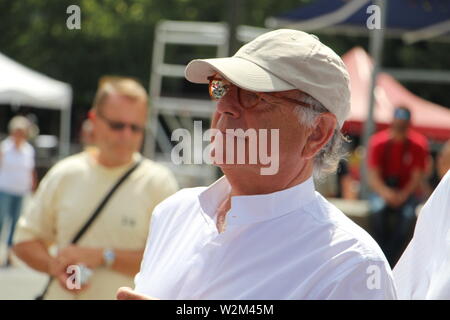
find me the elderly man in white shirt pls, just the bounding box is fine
[118,29,397,300]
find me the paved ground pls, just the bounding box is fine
[0,216,47,300]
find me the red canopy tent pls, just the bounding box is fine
[342,47,450,142]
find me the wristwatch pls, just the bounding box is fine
[103,248,116,268]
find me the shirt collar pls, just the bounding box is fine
[86,150,142,173]
[198,175,317,226]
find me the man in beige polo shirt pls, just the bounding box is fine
[12,76,178,299]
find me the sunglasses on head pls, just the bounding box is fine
[207,75,314,110]
[97,113,145,133]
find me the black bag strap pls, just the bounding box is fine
[36,158,142,300]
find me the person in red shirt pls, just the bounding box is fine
[367,106,429,267]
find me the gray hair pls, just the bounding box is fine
[294,93,350,180]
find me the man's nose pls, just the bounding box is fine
[216,87,241,119]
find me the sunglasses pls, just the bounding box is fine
[97,113,145,133]
[207,76,314,110]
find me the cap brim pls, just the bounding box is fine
[185,57,295,92]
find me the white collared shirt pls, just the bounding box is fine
[135,176,397,299]
[14,151,179,300]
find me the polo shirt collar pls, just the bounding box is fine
[198,175,316,226]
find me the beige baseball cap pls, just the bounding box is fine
[185,29,351,128]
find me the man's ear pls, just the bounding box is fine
[301,113,337,159]
[88,110,96,120]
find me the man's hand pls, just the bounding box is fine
[116,287,158,300]
[55,268,91,294]
[47,256,66,278]
[392,190,409,208]
[57,245,103,269]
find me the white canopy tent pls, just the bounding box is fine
[0,52,72,157]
